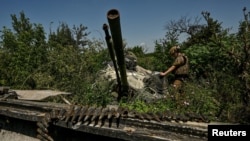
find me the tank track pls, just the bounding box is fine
[0,99,209,141]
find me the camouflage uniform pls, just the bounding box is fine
[171,53,189,89]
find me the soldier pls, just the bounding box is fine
[160,46,189,100]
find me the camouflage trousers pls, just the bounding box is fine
[172,77,191,109]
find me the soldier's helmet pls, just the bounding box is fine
[169,46,180,55]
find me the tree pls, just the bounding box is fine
[72,24,89,50]
[0,11,47,88]
[164,15,202,45]
[237,7,250,107]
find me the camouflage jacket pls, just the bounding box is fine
[172,53,189,76]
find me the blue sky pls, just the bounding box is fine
[1,0,249,52]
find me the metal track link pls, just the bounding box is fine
[0,99,208,141]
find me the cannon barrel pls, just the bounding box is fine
[107,9,129,99]
[102,24,121,94]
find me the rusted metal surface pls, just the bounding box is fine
[0,98,211,141]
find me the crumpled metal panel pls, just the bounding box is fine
[13,90,71,101]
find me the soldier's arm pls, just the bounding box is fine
[160,65,176,76]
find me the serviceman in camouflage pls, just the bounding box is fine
[160,46,189,100]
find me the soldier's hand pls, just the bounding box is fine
[160,72,166,76]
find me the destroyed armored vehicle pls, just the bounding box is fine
[98,54,168,103]
[99,17,168,103]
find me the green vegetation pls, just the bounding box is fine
[0,8,250,124]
